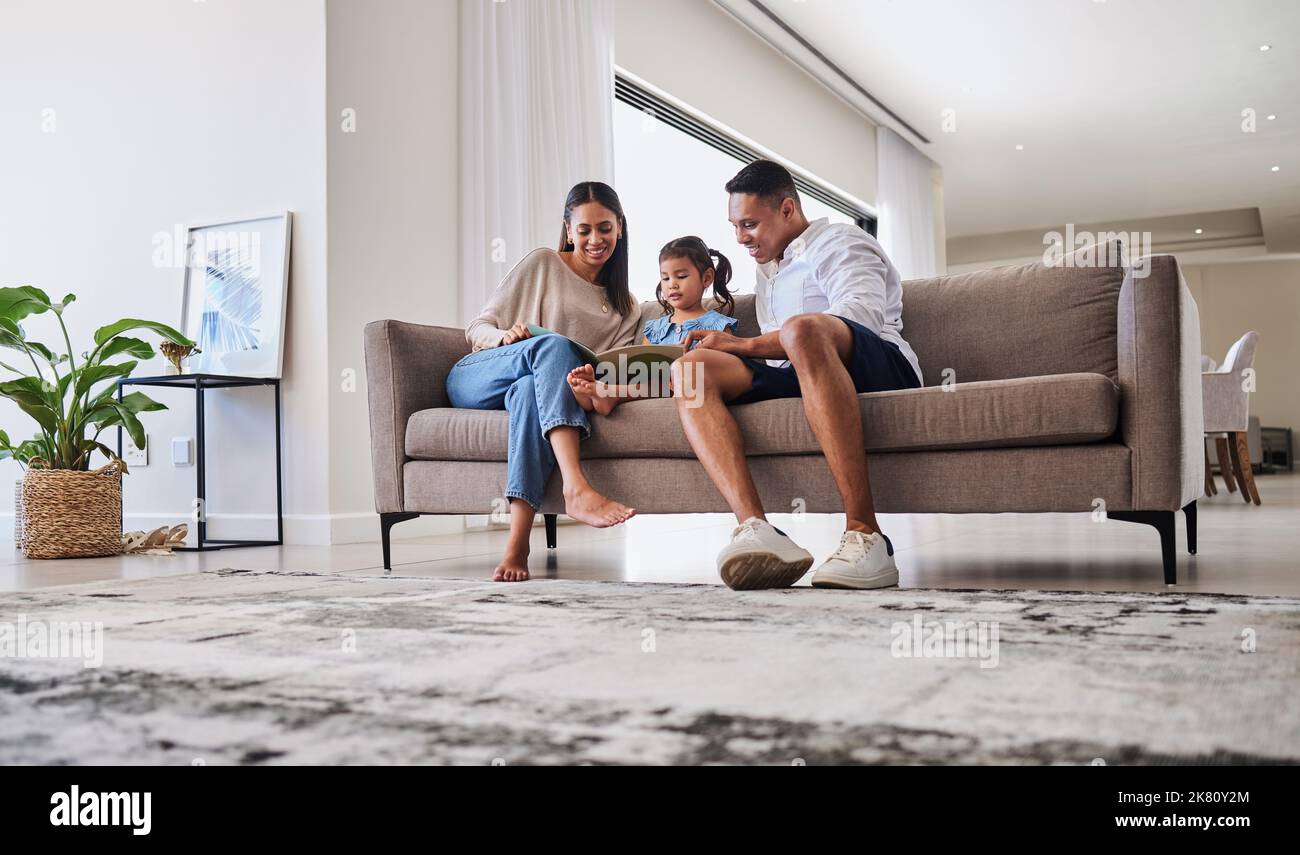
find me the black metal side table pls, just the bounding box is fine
[116,373,283,550]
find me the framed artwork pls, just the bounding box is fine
[180,212,291,378]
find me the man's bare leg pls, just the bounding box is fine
[672,349,764,522]
[548,425,636,527]
[777,313,880,534]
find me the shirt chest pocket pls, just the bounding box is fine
[771,262,813,323]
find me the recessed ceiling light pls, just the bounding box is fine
[1194,228,1204,235]
[1259,44,1272,51]
[1267,114,1277,120]
[1014,144,1024,151]
[1272,165,1281,172]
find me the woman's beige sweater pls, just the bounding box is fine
[465,248,640,353]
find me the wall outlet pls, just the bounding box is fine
[171,436,192,466]
[124,435,148,467]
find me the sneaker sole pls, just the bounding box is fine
[719,551,814,590]
[810,567,899,590]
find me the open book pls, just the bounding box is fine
[526,324,683,370]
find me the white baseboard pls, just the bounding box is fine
[0,511,467,546]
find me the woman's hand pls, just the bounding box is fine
[501,322,533,346]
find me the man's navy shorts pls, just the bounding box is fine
[730,315,921,405]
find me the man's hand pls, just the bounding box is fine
[501,322,533,346]
[679,328,750,356]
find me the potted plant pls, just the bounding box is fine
[0,286,194,558]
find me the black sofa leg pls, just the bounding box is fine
[544,513,558,549]
[1109,510,1177,585]
[380,512,420,571]
[1183,500,1196,555]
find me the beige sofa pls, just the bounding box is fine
[364,245,1204,583]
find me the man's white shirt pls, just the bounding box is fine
[754,217,923,384]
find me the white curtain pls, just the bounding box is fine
[460,0,615,323]
[876,127,938,280]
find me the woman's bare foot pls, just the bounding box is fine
[563,484,636,527]
[493,550,530,582]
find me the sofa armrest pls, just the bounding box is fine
[1117,255,1204,510]
[364,320,470,513]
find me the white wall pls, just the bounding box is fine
[325,0,461,541]
[0,0,329,542]
[614,0,878,207]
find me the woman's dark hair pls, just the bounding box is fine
[558,181,633,317]
[655,236,734,317]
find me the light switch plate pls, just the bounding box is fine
[171,436,192,466]
[124,435,148,466]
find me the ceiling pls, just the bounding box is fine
[762,0,1300,249]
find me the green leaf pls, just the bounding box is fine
[24,341,60,364]
[0,377,60,434]
[119,390,166,413]
[17,438,45,462]
[0,286,53,322]
[12,398,59,434]
[105,401,146,449]
[72,438,117,470]
[94,319,193,348]
[87,403,120,430]
[93,336,154,363]
[73,360,137,402]
[0,317,24,342]
[57,371,74,404]
[0,376,51,406]
[0,429,9,447]
[0,320,63,366]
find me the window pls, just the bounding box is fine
[613,75,873,305]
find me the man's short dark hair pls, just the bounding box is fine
[725,159,801,209]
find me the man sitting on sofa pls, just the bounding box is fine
[672,160,923,591]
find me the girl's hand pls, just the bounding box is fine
[501,322,533,346]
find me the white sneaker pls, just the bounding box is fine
[717,517,814,590]
[810,530,899,590]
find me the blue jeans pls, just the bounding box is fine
[445,335,589,509]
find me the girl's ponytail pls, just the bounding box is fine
[706,247,735,317]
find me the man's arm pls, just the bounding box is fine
[818,235,889,335]
[680,328,786,360]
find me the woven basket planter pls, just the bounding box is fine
[21,459,124,559]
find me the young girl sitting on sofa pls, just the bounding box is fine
[566,235,738,415]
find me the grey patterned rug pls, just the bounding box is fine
[2,569,1298,765]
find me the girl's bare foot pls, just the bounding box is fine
[567,365,598,412]
[493,550,530,582]
[568,365,622,417]
[563,484,636,527]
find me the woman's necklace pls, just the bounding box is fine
[590,281,609,313]
[562,251,609,312]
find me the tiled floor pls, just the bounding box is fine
[4,471,1298,596]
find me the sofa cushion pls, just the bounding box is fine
[405,372,1119,461]
[902,241,1126,386]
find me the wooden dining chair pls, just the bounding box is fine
[1203,331,1260,505]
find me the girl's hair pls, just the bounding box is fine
[655,236,735,317]
[558,181,633,317]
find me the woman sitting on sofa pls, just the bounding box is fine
[446,181,641,582]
